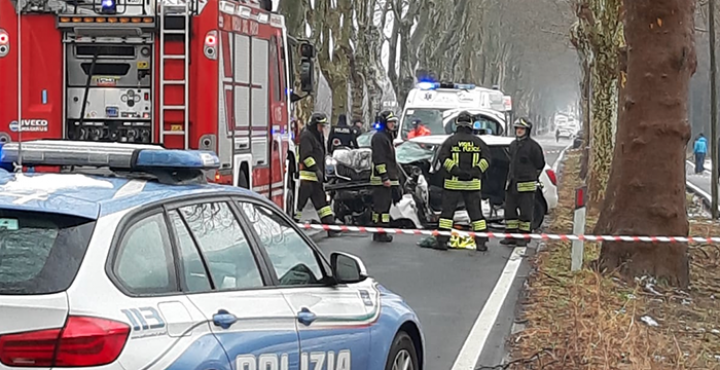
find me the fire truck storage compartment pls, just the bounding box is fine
[65,41,153,143]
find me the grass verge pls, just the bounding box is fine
[506,152,720,369]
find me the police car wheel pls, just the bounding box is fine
[385,331,419,370]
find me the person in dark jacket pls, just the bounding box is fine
[296,112,339,237]
[435,111,492,251]
[327,114,359,153]
[352,118,365,135]
[370,110,401,243]
[502,117,546,247]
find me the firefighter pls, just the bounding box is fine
[502,117,546,247]
[327,114,359,153]
[296,113,340,237]
[435,111,492,251]
[370,110,401,243]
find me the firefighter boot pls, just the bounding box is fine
[500,237,516,246]
[474,237,488,252]
[434,235,449,250]
[373,232,393,243]
[321,216,342,237]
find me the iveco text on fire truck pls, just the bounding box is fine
[0,0,314,213]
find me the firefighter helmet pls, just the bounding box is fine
[310,112,329,126]
[456,111,474,128]
[377,110,399,130]
[379,110,399,124]
[513,117,533,130]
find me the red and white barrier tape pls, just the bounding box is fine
[299,223,720,244]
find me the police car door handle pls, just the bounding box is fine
[212,309,238,329]
[297,307,317,326]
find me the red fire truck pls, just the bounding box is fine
[0,0,314,214]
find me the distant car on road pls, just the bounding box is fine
[0,141,425,370]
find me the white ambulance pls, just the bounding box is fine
[396,82,511,144]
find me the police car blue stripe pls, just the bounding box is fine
[161,297,422,370]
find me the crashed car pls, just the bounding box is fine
[325,133,558,231]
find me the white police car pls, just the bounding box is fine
[0,141,424,370]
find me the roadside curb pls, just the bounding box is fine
[552,143,574,177]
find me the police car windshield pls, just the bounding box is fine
[0,210,95,295]
[401,108,448,139]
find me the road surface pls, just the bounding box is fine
[686,160,718,209]
[312,136,568,369]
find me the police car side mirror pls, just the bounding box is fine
[330,252,368,284]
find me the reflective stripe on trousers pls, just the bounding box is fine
[318,206,333,218]
[443,178,481,191]
[439,218,454,230]
[372,213,390,223]
[299,171,318,181]
[517,181,537,192]
[472,219,487,231]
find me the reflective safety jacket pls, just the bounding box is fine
[299,127,326,182]
[437,131,492,191]
[508,137,545,192]
[407,125,431,139]
[370,130,399,186]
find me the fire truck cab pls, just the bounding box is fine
[0,0,313,214]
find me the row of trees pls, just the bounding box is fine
[278,0,579,127]
[277,0,699,287]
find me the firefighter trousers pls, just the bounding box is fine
[372,186,394,241]
[504,182,536,244]
[437,190,487,248]
[295,180,334,224]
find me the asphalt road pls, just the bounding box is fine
[314,136,568,370]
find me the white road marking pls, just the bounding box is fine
[686,160,714,196]
[451,142,568,369]
[450,246,526,370]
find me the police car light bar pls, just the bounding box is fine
[0,141,220,171]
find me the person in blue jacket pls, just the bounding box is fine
[694,133,708,174]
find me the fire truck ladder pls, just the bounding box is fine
[158,0,191,149]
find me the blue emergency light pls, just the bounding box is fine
[416,82,438,90]
[100,0,117,13]
[0,141,220,171]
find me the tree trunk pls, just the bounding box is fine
[598,0,696,288]
[587,58,616,208]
